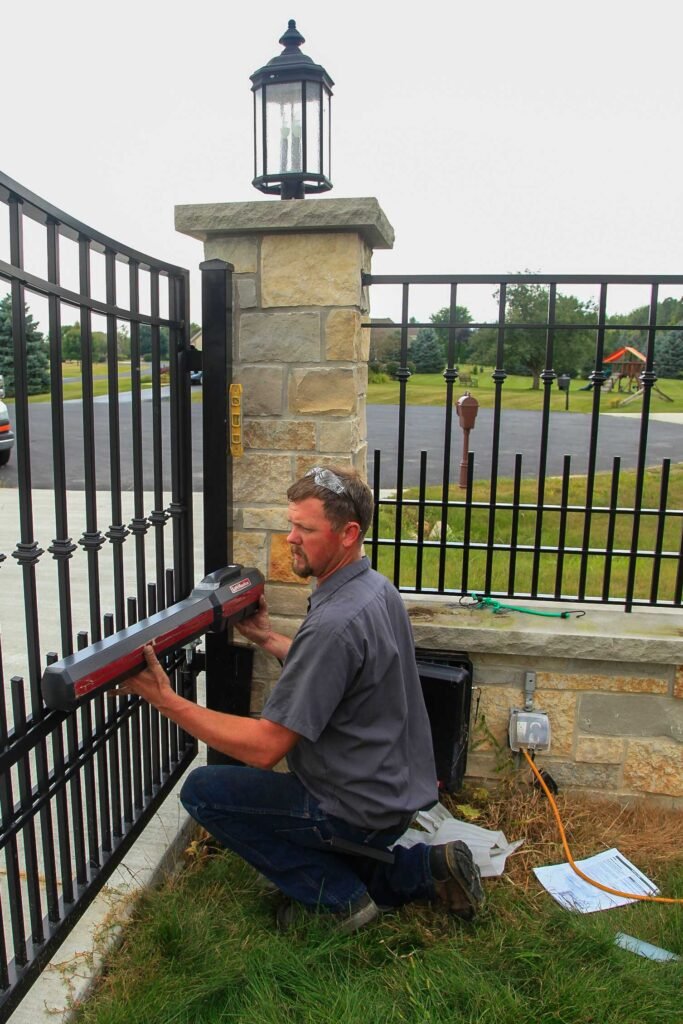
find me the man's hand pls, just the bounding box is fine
[235,593,293,663]
[112,638,299,768]
[235,594,273,647]
[113,644,173,711]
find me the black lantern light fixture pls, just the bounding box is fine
[250,20,333,199]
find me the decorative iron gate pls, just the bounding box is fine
[0,171,199,1019]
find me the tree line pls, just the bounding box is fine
[369,285,683,387]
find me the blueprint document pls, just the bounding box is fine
[533,848,659,912]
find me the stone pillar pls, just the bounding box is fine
[175,198,394,707]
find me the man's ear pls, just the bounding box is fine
[341,520,362,548]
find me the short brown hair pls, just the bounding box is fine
[287,466,373,538]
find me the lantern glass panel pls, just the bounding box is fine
[253,86,263,176]
[322,85,331,179]
[304,81,322,174]
[266,81,304,174]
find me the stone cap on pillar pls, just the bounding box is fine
[175,196,394,250]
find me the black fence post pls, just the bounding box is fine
[199,260,254,763]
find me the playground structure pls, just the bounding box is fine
[580,345,673,406]
[604,345,646,392]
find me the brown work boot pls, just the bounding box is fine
[429,840,484,921]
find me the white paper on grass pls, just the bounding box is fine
[614,932,680,962]
[392,802,523,878]
[533,848,660,913]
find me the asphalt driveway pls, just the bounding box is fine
[0,400,681,491]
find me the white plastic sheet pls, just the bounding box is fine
[392,802,523,878]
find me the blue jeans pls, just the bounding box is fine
[180,765,436,912]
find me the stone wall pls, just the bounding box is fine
[176,196,683,806]
[406,597,683,807]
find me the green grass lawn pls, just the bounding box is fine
[368,370,683,414]
[26,361,161,403]
[19,363,683,414]
[71,783,683,1024]
[371,465,683,603]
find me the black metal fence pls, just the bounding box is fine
[363,273,683,611]
[0,171,198,1018]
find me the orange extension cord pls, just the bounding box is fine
[522,747,683,905]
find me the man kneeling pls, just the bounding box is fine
[120,467,483,933]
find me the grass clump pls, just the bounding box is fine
[72,782,683,1024]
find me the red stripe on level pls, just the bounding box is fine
[74,609,215,698]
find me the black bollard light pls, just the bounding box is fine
[557,373,571,411]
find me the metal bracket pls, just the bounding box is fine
[229,383,243,457]
[188,345,202,372]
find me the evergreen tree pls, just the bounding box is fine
[411,327,445,373]
[0,294,50,396]
[655,328,683,378]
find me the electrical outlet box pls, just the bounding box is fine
[509,709,551,752]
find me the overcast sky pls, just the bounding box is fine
[2,0,682,324]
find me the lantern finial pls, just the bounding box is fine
[279,20,306,53]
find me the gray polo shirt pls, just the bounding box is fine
[262,557,437,830]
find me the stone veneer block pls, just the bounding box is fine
[203,237,258,273]
[233,454,291,504]
[542,761,621,791]
[236,276,257,308]
[319,420,360,454]
[535,690,577,756]
[623,738,683,796]
[234,366,284,416]
[325,309,363,361]
[537,671,668,694]
[675,666,683,699]
[269,533,309,584]
[359,326,371,362]
[575,736,625,764]
[261,234,362,309]
[231,531,267,575]
[295,454,354,479]
[578,693,683,741]
[244,420,316,452]
[239,311,321,363]
[264,582,311,617]
[470,685,522,750]
[352,444,368,475]
[241,507,290,531]
[289,367,357,415]
[175,197,395,250]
